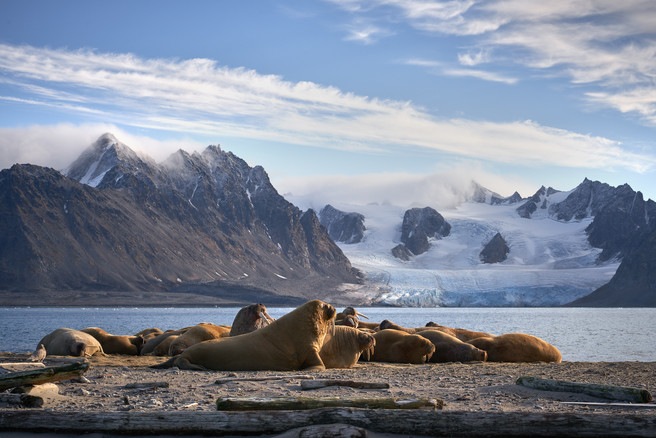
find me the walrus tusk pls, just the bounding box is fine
[355,310,369,320]
[259,311,271,326]
[331,318,335,336]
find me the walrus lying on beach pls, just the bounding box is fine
[81,327,145,355]
[335,307,380,330]
[424,321,494,342]
[468,333,562,363]
[417,330,487,363]
[380,320,492,342]
[135,328,163,342]
[37,328,105,357]
[141,328,191,356]
[363,329,435,364]
[151,300,337,371]
[320,325,375,368]
[229,303,275,336]
[168,323,231,356]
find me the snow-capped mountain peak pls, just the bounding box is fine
[65,133,155,188]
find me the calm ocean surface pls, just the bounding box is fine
[1,307,654,362]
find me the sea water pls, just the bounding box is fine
[1,307,654,362]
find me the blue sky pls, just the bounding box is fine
[1,0,655,204]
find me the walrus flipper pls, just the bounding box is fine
[150,356,208,371]
[300,351,326,372]
[150,356,179,369]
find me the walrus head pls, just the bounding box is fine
[230,303,276,336]
[342,306,369,320]
[132,335,146,355]
[73,342,88,357]
[338,315,359,328]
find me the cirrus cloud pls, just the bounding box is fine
[0,43,653,174]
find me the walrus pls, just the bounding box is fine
[151,299,337,371]
[81,327,145,355]
[168,323,231,355]
[336,306,369,321]
[320,325,375,368]
[135,328,164,342]
[141,327,191,355]
[467,333,562,363]
[37,328,105,357]
[29,343,46,362]
[229,303,275,336]
[424,321,493,341]
[417,330,487,363]
[363,329,435,364]
[335,315,359,328]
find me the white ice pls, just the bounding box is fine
[291,197,619,307]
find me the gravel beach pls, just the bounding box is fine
[1,353,655,437]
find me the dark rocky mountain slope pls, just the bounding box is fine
[396,206,451,257]
[0,134,361,305]
[318,204,366,244]
[479,232,510,264]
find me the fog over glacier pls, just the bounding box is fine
[287,185,620,307]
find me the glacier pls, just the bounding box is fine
[290,197,619,307]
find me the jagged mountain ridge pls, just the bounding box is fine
[0,134,360,303]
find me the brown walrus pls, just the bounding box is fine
[381,319,492,342]
[229,303,275,336]
[168,323,231,356]
[151,299,337,371]
[81,327,145,355]
[417,330,487,363]
[135,328,164,342]
[467,333,562,363]
[37,328,105,357]
[335,306,369,321]
[424,321,493,341]
[141,327,191,355]
[335,315,359,328]
[320,325,375,368]
[363,329,435,364]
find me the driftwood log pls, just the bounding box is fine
[0,393,44,408]
[562,401,656,409]
[516,376,653,403]
[215,374,315,385]
[0,362,46,372]
[0,361,89,391]
[216,396,440,411]
[301,379,390,390]
[1,410,655,437]
[124,381,169,389]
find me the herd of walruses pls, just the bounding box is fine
[33,300,562,371]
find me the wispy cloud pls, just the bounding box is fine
[330,0,656,126]
[442,68,517,84]
[403,57,516,84]
[0,43,653,174]
[278,163,533,209]
[343,21,391,44]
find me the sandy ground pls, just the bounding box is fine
[1,353,654,416]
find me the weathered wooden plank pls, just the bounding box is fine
[0,362,46,372]
[0,361,89,391]
[215,374,315,384]
[124,381,169,389]
[562,401,656,409]
[301,379,389,390]
[216,396,440,411]
[516,376,653,403]
[1,410,655,437]
[0,393,44,408]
